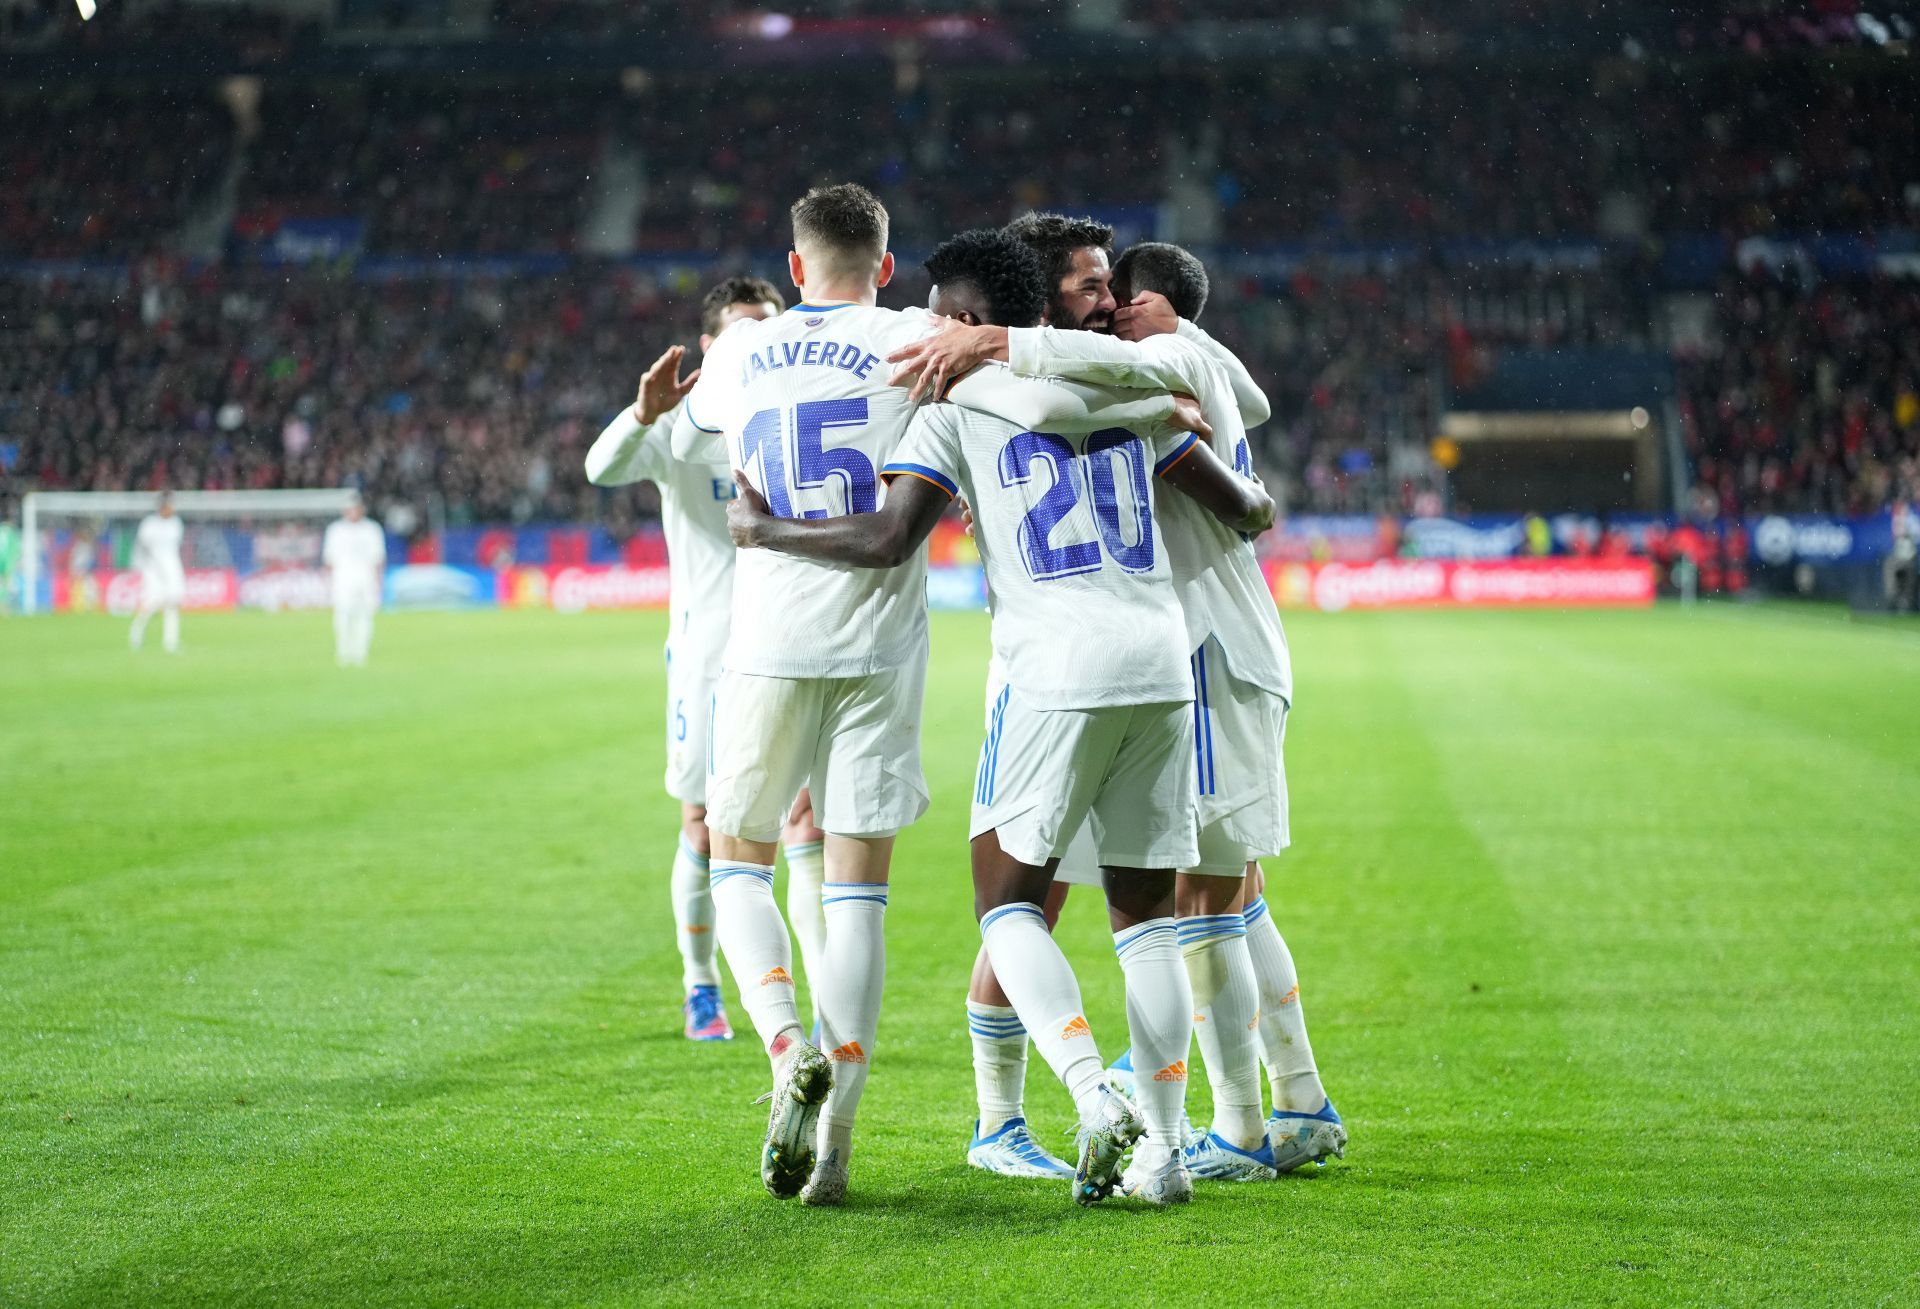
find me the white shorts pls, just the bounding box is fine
[141,568,184,608]
[972,685,1198,871]
[1051,635,1290,885]
[664,641,718,807]
[706,659,929,843]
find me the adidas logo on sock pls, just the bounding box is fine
[829,1041,867,1064]
[759,966,794,987]
[1153,1061,1188,1082]
[1060,1015,1091,1041]
[1277,984,1301,1005]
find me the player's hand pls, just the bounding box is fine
[886,319,1008,403]
[727,472,773,546]
[1113,291,1179,342]
[958,498,975,537]
[1169,393,1213,441]
[635,345,700,425]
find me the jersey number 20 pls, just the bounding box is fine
[739,399,877,519]
[998,429,1155,581]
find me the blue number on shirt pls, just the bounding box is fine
[1085,430,1155,573]
[793,398,876,518]
[739,407,794,517]
[998,431,1101,580]
[997,429,1156,581]
[738,399,876,519]
[1233,436,1252,478]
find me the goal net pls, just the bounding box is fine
[18,490,363,616]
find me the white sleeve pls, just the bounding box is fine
[880,406,964,499]
[371,526,387,567]
[584,406,667,487]
[666,404,726,464]
[680,327,747,448]
[1176,319,1270,429]
[1005,326,1211,397]
[947,361,1177,436]
[321,523,340,568]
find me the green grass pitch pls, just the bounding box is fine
[2,605,1915,1306]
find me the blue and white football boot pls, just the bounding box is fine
[1184,1127,1280,1181]
[1118,1148,1194,1206]
[966,1117,1075,1180]
[683,985,733,1042]
[1104,1048,1137,1101]
[1268,1100,1347,1172]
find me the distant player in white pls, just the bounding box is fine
[584,276,833,1045]
[893,219,1344,1179]
[682,187,1198,1206]
[729,226,1274,1205]
[128,492,184,654]
[322,495,386,667]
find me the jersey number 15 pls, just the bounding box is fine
[739,399,877,519]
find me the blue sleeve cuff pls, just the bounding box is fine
[880,462,959,498]
[1154,432,1199,476]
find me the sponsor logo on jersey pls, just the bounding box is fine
[1060,1015,1091,1041]
[1153,1061,1188,1082]
[828,1041,867,1064]
[759,966,794,987]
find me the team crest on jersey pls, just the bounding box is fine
[805,316,825,327]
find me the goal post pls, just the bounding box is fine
[19,489,362,616]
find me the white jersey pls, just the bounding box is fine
[885,404,1195,711]
[684,301,1184,679]
[1007,325,1293,704]
[586,402,737,665]
[134,514,184,578]
[322,517,387,603]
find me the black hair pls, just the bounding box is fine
[1001,211,1115,292]
[1113,242,1210,322]
[924,228,1049,329]
[700,275,785,336]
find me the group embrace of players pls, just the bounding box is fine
[584,184,1343,1207]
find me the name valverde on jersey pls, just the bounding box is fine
[685,302,935,680]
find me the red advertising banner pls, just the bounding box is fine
[1270,558,1656,612]
[53,569,241,615]
[501,565,672,612]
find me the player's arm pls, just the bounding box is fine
[1175,318,1271,428]
[727,471,948,569]
[587,346,698,485]
[947,363,1192,437]
[1112,292,1272,428]
[1157,433,1275,537]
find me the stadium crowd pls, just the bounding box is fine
[1,32,1916,526]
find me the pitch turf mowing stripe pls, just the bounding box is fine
[5,608,1917,1305]
[1384,609,1919,1298]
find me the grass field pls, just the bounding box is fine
[2,604,1915,1306]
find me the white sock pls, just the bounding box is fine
[670,839,717,991]
[1245,895,1327,1113]
[783,840,827,1030]
[130,608,150,649]
[967,1001,1027,1137]
[1179,913,1264,1149]
[708,861,802,1061]
[816,881,887,1165]
[980,903,1107,1120]
[1114,918,1192,1160]
[162,607,179,653]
